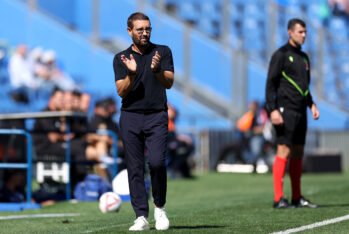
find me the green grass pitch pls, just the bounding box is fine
[1,171,349,233]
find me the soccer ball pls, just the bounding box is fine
[99,192,122,213]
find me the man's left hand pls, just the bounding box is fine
[311,104,320,120]
[151,51,161,72]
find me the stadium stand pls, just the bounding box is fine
[0,0,349,181]
[0,0,348,131]
[1,0,349,128]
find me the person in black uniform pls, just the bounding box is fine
[33,88,88,195]
[85,98,125,180]
[113,12,174,231]
[266,18,320,209]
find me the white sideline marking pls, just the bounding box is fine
[271,214,349,234]
[0,213,80,220]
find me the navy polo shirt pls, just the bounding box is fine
[113,42,174,113]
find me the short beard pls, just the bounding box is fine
[133,36,149,49]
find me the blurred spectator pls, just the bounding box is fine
[66,90,89,143]
[105,97,124,160]
[32,88,88,189]
[166,103,195,179]
[328,0,349,32]
[28,46,45,80]
[46,87,64,112]
[85,97,124,180]
[8,44,39,90]
[236,101,269,164]
[71,90,82,111]
[0,170,26,202]
[328,0,349,17]
[28,46,56,92]
[8,45,79,104]
[80,92,91,113]
[8,44,40,103]
[62,90,74,111]
[39,50,77,91]
[318,2,332,27]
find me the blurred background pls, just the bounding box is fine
[0,0,349,178]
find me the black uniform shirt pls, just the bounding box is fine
[32,107,62,151]
[113,42,174,113]
[88,115,120,136]
[266,42,314,113]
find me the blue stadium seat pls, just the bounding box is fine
[284,5,303,19]
[244,3,265,21]
[200,0,221,22]
[177,1,200,24]
[229,1,243,23]
[197,18,220,38]
[328,17,348,41]
[307,3,326,27]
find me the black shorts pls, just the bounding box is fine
[273,108,307,146]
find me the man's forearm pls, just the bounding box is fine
[155,71,174,89]
[116,75,134,98]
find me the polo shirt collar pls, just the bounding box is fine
[127,42,155,55]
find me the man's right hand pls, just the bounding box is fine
[121,54,137,75]
[270,109,284,125]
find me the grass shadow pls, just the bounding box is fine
[170,225,226,230]
[318,203,349,208]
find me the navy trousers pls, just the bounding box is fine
[120,110,168,218]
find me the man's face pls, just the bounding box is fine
[51,91,64,111]
[288,23,306,47]
[72,95,81,111]
[128,19,151,48]
[62,92,74,111]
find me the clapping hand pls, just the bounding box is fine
[121,54,137,75]
[151,51,161,72]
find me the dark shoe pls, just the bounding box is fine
[292,196,318,208]
[273,197,293,208]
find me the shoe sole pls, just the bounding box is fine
[156,226,170,231]
[129,226,150,231]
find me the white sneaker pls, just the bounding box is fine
[154,207,170,230]
[129,216,150,231]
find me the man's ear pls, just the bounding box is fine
[127,27,132,37]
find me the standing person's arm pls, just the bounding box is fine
[154,70,174,89]
[114,54,137,98]
[266,51,284,125]
[151,48,174,89]
[305,56,320,120]
[116,74,135,98]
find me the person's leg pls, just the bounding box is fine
[120,111,149,218]
[272,109,299,207]
[289,112,317,207]
[144,111,168,208]
[273,144,290,203]
[290,144,317,208]
[144,111,170,230]
[289,145,304,201]
[249,135,264,164]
